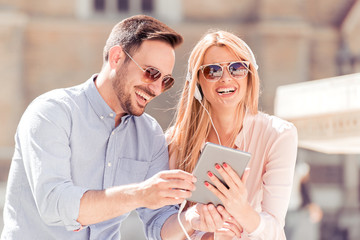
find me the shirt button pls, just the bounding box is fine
[111,131,115,135]
[108,162,112,167]
[100,116,104,120]
[109,113,114,117]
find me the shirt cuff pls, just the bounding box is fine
[140,204,179,239]
[61,186,89,231]
[247,212,266,237]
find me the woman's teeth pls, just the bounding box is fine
[217,88,235,95]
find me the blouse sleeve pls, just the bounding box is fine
[247,123,298,239]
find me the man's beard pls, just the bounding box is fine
[112,67,146,116]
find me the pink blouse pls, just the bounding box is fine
[232,112,297,239]
[170,112,298,239]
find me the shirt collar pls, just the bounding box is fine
[84,74,117,120]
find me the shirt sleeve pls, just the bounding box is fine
[136,123,178,239]
[247,123,298,239]
[18,97,89,231]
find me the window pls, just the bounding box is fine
[142,0,153,12]
[93,0,153,14]
[117,0,129,11]
[76,0,182,23]
[94,0,105,11]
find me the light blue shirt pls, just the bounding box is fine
[1,75,178,240]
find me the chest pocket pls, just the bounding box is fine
[115,158,151,185]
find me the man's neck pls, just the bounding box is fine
[95,70,127,127]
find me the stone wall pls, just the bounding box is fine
[0,12,27,156]
[1,0,360,160]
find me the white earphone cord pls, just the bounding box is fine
[199,100,222,146]
[178,200,191,240]
[198,100,248,150]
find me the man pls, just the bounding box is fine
[1,15,204,240]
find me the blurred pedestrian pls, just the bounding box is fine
[285,162,323,240]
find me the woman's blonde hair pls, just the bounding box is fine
[167,30,260,173]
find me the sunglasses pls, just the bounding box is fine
[123,50,175,92]
[199,61,250,82]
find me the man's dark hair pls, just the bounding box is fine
[103,15,183,62]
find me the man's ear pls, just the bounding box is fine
[108,45,124,69]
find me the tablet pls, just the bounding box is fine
[187,142,251,206]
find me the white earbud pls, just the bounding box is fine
[186,68,202,102]
[194,86,202,102]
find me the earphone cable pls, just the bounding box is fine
[199,100,248,151]
[199,100,222,146]
[177,200,191,240]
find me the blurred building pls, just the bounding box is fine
[1,0,360,239]
[275,73,360,240]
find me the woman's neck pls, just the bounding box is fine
[207,106,244,147]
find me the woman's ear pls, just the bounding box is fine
[108,45,124,69]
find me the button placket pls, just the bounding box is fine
[103,128,116,188]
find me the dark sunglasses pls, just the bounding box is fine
[123,50,175,92]
[199,61,250,82]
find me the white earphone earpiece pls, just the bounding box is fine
[194,85,202,102]
[186,66,202,102]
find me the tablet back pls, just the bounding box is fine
[187,142,251,206]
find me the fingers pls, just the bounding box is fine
[222,163,242,184]
[200,204,216,230]
[167,178,196,192]
[215,227,236,240]
[190,204,225,232]
[210,163,250,191]
[145,188,193,208]
[158,169,197,183]
[221,221,242,237]
[140,170,198,209]
[197,204,225,232]
[151,170,196,193]
[157,170,197,191]
[206,171,228,193]
[199,204,207,230]
[215,163,238,189]
[217,205,243,237]
[172,197,187,205]
[204,180,225,203]
[206,204,224,230]
[145,194,189,209]
[216,205,231,221]
[160,187,193,199]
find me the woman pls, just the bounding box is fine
[167,30,298,239]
